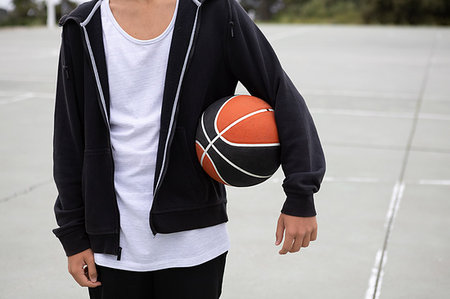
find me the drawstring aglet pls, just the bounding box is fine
[229,21,234,38]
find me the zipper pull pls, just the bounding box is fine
[229,21,234,38]
[63,65,70,80]
[116,246,122,260]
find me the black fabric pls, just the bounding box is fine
[88,252,227,299]
[52,0,326,258]
[225,0,326,216]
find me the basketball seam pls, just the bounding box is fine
[214,99,278,146]
[200,113,211,166]
[206,108,275,156]
[208,141,273,179]
[218,140,280,147]
[213,95,239,138]
[195,141,230,185]
[201,113,273,179]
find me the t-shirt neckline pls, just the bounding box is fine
[104,0,179,45]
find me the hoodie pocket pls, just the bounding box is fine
[155,127,210,211]
[82,148,118,234]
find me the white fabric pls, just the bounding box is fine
[94,0,229,272]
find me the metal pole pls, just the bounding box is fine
[46,0,56,28]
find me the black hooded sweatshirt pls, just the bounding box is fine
[52,0,326,260]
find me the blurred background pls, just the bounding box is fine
[0,0,449,299]
[0,0,450,26]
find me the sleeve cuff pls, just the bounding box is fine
[52,226,91,257]
[281,193,317,217]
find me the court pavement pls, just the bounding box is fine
[0,24,449,298]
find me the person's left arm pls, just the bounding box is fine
[224,0,326,254]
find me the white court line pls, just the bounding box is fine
[384,182,405,230]
[0,91,53,105]
[302,89,416,100]
[365,249,387,299]
[310,108,414,119]
[0,92,34,104]
[0,77,54,83]
[323,176,382,183]
[365,181,405,299]
[270,176,450,186]
[270,176,383,184]
[310,108,450,121]
[418,113,450,121]
[0,91,53,98]
[418,179,450,186]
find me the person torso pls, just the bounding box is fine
[94,0,229,272]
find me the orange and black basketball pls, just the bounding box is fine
[195,95,281,187]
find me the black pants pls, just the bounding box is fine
[88,251,227,299]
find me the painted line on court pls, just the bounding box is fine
[365,181,405,299]
[303,88,416,100]
[0,91,53,98]
[323,176,382,183]
[384,182,405,230]
[303,88,449,102]
[0,179,53,204]
[310,108,450,121]
[0,91,53,105]
[271,176,450,186]
[365,249,387,299]
[310,108,413,119]
[365,30,439,299]
[417,113,450,121]
[0,77,54,83]
[323,141,450,155]
[0,92,34,104]
[418,179,450,186]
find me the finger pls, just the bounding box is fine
[310,226,318,241]
[302,232,311,248]
[279,233,294,255]
[72,266,102,288]
[290,235,304,253]
[86,258,98,283]
[275,217,284,246]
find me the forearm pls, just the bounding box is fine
[226,0,326,216]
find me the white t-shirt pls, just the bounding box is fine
[94,0,229,272]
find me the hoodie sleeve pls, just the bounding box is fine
[225,0,326,217]
[52,24,90,256]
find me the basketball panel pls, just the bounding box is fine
[213,138,281,176]
[207,145,268,187]
[220,111,279,144]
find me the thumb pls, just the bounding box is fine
[86,257,98,283]
[275,215,284,246]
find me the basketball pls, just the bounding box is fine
[195,95,281,187]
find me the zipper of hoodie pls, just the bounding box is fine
[149,2,203,236]
[226,0,234,38]
[77,0,122,260]
[109,136,121,260]
[82,29,122,259]
[109,134,121,260]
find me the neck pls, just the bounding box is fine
[111,0,159,3]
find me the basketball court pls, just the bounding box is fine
[0,24,449,298]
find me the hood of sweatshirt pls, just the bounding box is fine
[58,0,205,26]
